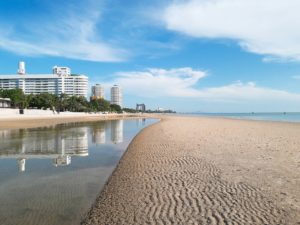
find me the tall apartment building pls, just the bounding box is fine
[136,103,146,112]
[110,85,122,106]
[91,84,104,99]
[0,62,88,97]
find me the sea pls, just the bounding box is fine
[183,112,300,123]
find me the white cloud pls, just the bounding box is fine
[197,81,300,103]
[104,67,207,97]
[0,1,125,62]
[163,0,300,61]
[101,67,300,108]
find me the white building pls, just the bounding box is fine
[18,61,25,75]
[0,62,88,97]
[110,85,122,106]
[0,98,11,108]
[91,84,104,99]
[52,66,71,76]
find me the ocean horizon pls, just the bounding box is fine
[181,112,300,123]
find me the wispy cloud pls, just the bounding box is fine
[103,67,207,98]
[0,1,125,62]
[163,0,300,61]
[100,67,300,108]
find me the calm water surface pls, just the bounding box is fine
[184,112,300,122]
[0,118,158,225]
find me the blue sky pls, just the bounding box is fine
[1,0,300,112]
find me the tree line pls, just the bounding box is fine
[0,89,122,113]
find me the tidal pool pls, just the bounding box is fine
[0,118,157,225]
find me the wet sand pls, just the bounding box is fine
[82,116,300,225]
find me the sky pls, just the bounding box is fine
[1,0,300,112]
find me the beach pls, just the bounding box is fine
[0,113,146,130]
[82,116,300,225]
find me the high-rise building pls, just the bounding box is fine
[136,103,146,112]
[110,85,122,106]
[0,62,88,97]
[91,84,104,99]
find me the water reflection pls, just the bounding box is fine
[0,118,158,225]
[0,120,125,172]
[136,118,146,127]
[92,121,106,145]
[111,120,123,144]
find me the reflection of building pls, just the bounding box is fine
[0,126,89,172]
[0,62,88,97]
[111,120,123,144]
[136,118,146,127]
[110,85,122,106]
[136,103,146,112]
[91,84,104,100]
[92,122,106,145]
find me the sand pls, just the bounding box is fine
[0,113,146,130]
[82,116,300,225]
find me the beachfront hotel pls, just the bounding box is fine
[110,84,122,106]
[0,61,88,97]
[91,84,105,99]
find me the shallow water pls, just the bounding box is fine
[0,118,157,225]
[184,112,300,122]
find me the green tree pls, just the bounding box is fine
[65,96,89,112]
[55,93,69,112]
[110,104,122,113]
[28,92,56,110]
[89,98,110,112]
[123,108,137,113]
[0,88,26,108]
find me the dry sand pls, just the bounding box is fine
[0,113,146,130]
[82,116,300,225]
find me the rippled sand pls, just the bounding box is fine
[82,116,300,225]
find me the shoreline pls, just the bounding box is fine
[176,113,300,124]
[82,115,300,224]
[0,113,157,130]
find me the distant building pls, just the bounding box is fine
[0,62,88,97]
[110,85,122,106]
[136,103,146,112]
[0,98,11,108]
[91,84,104,100]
